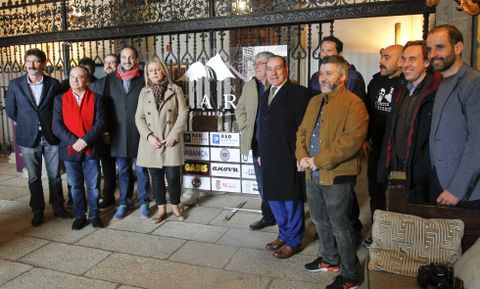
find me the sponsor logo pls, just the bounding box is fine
[212,166,239,173]
[184,132,209,145]
[192,177,201,188]
[212,134,220,144]
[184,134,191,143]
[184,147,210,161]
[215,179,222,190]
[183,162,209,175]
[220,149,230,161]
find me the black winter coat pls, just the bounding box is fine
[259,81,310,200]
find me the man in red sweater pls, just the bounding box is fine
[53,66,106,230]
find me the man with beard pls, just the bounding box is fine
[378,41,441,203]
[309,35,364,240]
[105,47,150,219]
[427,25,480,208]
[362,44,403,248]
[260,55,310,259]
[235,51,277,230]
[309,36,366,103]
[6,48,72,226]
[297,55,368,289]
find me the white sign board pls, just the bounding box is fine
[184,146,210,161]
[211,177,241,193]
[210,132,240,147]
[210,147,240,163]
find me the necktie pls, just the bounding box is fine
[268,86,277,105]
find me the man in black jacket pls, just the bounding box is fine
[378,40,441,202]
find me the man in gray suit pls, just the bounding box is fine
[105,47,150,219]
[427,25,480,208]
[235,51,276,230]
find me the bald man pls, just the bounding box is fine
[363,44,403,247]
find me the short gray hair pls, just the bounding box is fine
[255,51,274,61]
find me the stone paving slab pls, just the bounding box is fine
[153,221,228,243]
[0,214,32,243]
[0,268,117,289]
[0,185,28,201]
[0,236,49,260]
[225,247,335,284]
[107,213,161,234]
[210,210,262,228]
[169,241,238,269]
[196,194,256,209]
[0,200,31,217]
[86,253,270,289]
[20,242,111,275]
[118,286,144,289]
[217,228,277,250]
[77,228,185,260]
[269,278,331,289]
[0,175,17,183]
[179,206,222,225]
[0,177,28,188]
[21,218,98,243]
[0,259,32,286]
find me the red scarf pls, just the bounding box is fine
[116,64,140,81]
[62,88,95,155]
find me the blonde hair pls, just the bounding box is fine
[144,56,172,87]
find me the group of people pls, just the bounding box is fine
[6,46,188,230]
[235,24,480,289]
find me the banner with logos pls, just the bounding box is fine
[182,131,258,194]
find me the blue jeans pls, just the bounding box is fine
[306,179,360,281]
[268,199,304,248]
[19,137,64,212]
[116,157,149,206]
[64,159,100,220]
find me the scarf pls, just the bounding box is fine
[116,64,140,81]
[62,88,95,155]
[149,79,169,109]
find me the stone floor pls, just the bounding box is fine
[0,155,371,289]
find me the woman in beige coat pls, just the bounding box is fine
[135,57,187,223]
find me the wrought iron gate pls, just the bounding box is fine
[0,0,434,153]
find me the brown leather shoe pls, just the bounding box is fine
[273,245,298,259]
[266,239,285,251]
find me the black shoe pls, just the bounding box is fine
[54,208,73,219]
[31,212,44,227]
[249,218,276,230]
[90,217,104,228]
[72,217,88,230]
[99,198,115,209]
[326,275,359,289]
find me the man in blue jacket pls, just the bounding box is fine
[427,25,480,208]
[6,48,72,226]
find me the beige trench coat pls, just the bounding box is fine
[135,83,187,168]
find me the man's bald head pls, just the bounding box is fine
[379,44,403,78]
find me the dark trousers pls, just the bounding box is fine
[306,179,360,281]
[99,142,117,201]
[367,148,387,221]
[253,154,275,222]
[148,166,181,205]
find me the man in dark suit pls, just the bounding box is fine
[427,25,480,208]
[6,48,72,226]
[105,47,150,220]
[260,55,310,259]
[52,66,106,230]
